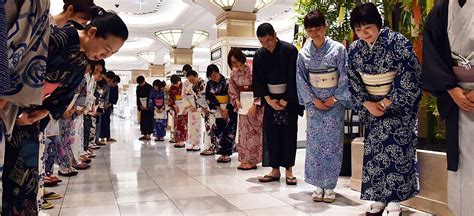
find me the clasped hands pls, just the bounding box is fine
[313,96,337,111]
[449,87,474,112]
[363,98,393,117]
[265,96,287,111]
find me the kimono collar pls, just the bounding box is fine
[264,38,282,54]
[366,27,389,50]
[310,36,330,52]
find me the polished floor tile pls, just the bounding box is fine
[172,195,239,214]
[39,118,433,216]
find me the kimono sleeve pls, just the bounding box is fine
[148,90,155,111]
[136,86,141,111]
[252,52,269,98]
[228,71,239,108]
[385,35,422,115]
[333,46,351,108]
[284,46,299,103]
[205,81,219,110]
[347,45,370,122]
[296,53,315,106]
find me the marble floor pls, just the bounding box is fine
[39,118,432,216]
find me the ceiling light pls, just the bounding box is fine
[254,0,273,12]
[192,30,209,48]
[137,52,157,64]
[154,29,183,48]
[211,0,235,11]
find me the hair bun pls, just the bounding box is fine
[90,6,106,20]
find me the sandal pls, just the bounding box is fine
[286,176,297,185]
[217,155,231,163]
[44,191,63,200]
[366,203,386,216]
[73,163,91,170]
[258,175,281,183]
[200,149,215,156]
[174,143,185,148]
[44,179,58,187]
[237,164,257,170]
[41,200,55,210]
[192,146,201,151]
[47,175,62,183]
[58,170,78,177]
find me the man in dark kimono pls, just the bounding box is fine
[422,0,473,215]
[253,23,303,185]
[99,71,117,143]
[136,76,153,140]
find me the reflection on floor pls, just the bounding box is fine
[39,118,432,216]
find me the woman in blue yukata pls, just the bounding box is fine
[296,10,351,203]
[149,79,168,142]
[347,3,422,216]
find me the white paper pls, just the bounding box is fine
[66,93,80,111]
[139,97,148,109]
[175,100,184,115]
[238,92,254,115]
[195,97,208,110]
[154,110,167,119]
[183,95,195,108]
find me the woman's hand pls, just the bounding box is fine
[220,109,229,119]
[313,99,330,111]
[449,87,474,111]
[323,96,337,108]
[364,101,385,117]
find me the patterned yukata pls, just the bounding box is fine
[168,83,188,143]
[347,27,422,203]
[228,65,263,166]
[83,74,98,150]
[296,37,351,189]
[1,1,50,214]
[148,88,167,138]
[206,75,237,156]
[182,79,204,148]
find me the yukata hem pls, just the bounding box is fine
[304,178,337,190]
[360,190,419,203]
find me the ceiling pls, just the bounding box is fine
[50,0,297,72]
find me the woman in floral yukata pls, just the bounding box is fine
[227,48,264,170]
[347,3,422,216]
[296,10,351,203]
[168,74,188,148]
[205,64,237,163]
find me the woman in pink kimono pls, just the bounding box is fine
[228,48,264,170]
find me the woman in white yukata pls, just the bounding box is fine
[296,10,351,203]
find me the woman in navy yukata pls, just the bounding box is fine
[2,6,129,215]
[347,3,422,216]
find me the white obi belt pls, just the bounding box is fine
[360,71,396,96]
[309,67,338,89]
[267,84,286,94]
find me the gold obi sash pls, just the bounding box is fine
[360,71,396,96]
[175,95,182,100]
[215,95,229,104]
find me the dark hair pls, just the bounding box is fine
[256,23,275,37]
[113,75,120,83]
[63,0,95,19]
[206,64,220,78]
[304,10,326,29]
[182,64,192,74]
[86,7,129,41]
[350,3,383,30]
[97,79,106,88]
[105,71,115,80]
[96,60,106,74]
[136,75,145,84]
[185,70,198,78]
[170,74,181,84]
[227,48,246,69]
[158,80,166,89]
[153,79,161,87]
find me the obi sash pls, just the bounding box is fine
[360,71,396,96]
[309,68,338,89]
[453,66,474,83]
[215,95,229,104]
[238,85,253,92]
[267,84,286,94]
[175,95,182,100]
